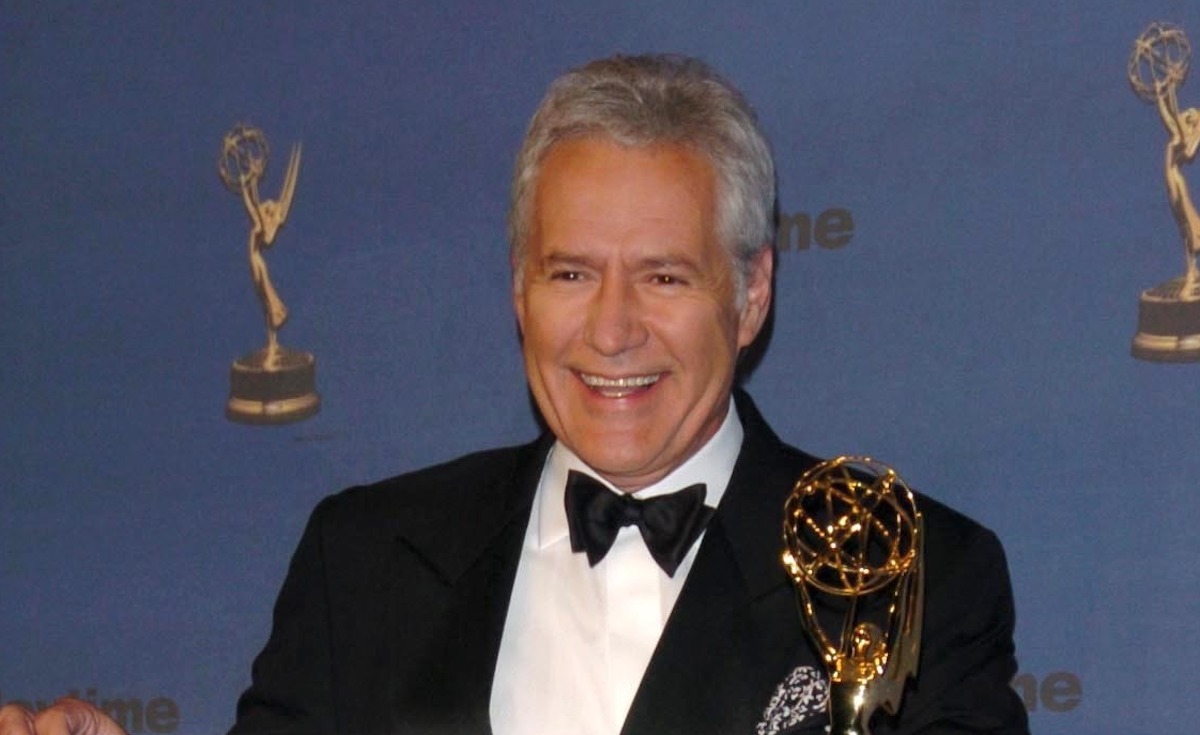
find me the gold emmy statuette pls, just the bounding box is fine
[1129,23,1200,361]
[219,124,320,424]
[781,456,924,735]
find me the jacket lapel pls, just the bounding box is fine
[622,393,827,735]
[384,437,552,735]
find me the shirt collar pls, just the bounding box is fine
[535,399,744,549]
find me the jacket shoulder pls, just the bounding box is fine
[311,439,547,530]
[912,490,1004,555]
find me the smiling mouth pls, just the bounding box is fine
[578,372,661,398]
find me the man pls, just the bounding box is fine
[1,54,1029,735]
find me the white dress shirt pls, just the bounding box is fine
[490,400,744,735]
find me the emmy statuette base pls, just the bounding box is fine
[1131,278,1200,362]
[227,347,320,425]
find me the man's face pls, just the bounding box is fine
[514,137,772,492]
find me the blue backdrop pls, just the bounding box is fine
[4,3,1197,733]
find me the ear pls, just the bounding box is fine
[736,247,773,349]
[512,269,527,337]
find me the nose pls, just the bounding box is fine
[584,277,648,356]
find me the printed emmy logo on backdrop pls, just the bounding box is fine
[1129,23,1200,362]
[219,124,321,423]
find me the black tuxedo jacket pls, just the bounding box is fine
[230,393,1029,734]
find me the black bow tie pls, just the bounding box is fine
[564,470,714,577]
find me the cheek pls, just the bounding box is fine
[662,316,738,384]
[690,304,741,350]
[522,301,574,362]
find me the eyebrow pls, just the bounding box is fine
[639,255,699,271]
[538,251,596,269]
[538,250,701,272]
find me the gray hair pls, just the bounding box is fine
[508,54,776,301]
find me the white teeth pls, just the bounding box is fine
[579,373,660,388]
[578,373,661,398]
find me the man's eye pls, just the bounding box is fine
[651,274,684,286]
[550,270,584,281]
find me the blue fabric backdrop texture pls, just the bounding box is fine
[3,3,1196,733]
